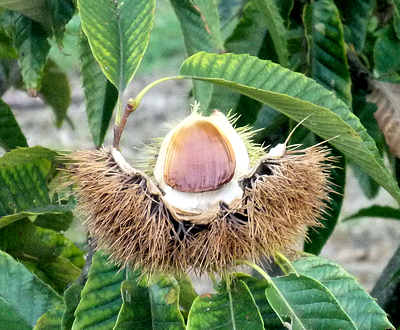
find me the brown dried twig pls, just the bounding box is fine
[113,100,136,149]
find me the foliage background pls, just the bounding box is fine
[2,1,398,291]
[0,0,400,328]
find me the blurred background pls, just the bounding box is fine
[3,1,400,292]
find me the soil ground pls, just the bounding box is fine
[4,74,400,293]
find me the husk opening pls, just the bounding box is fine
[66,144,333,275]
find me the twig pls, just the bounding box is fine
[113,100,136,149]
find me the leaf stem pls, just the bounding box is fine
[134,75,185,106]
[112,75,184,149]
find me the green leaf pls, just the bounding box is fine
[0,28,17,58]
[0,250,62,327]
[352,162,380,198]
[238,274,284,329]
[72,251,124,330]
[80,32,118,147]
[14,14,50,93]
[40,59,71,128]
[176,274,198,318]
[78,0,155,91]
[0,146,72,229]
[225,1,268,56]
[170,0,221,108]
[0,219,83,263]
[208,0,270,115]
[217,0,244,41]
[170,0,223,55]
[334,0,374,51]
[0,206,72,229]
[253,0,288,67]
[392,0,400,39]
[276,0,294,23]
[42,257,82,293]
[307,0,351,106]
[294,255,394,329]
[114,270,186,330]
[265,273,356,329]
[371,245,400,327]
[0,220,84,292]
[187,279,263,330]
[0,98,27,151]
[304,146,345,254]
[45,0,75,43]
[374,26,400,78]
[113,274,151,329]
[0,0,50,26]
[34,303,65,330]
[180,52,400,203]
[148,276,186,330]
[0,296,31,330]
[34,211,74,232]
[352,92,384,198]
[253,105,288,144]
[343,205,400,222]
[62,282,83,330]
[0,0,74,37]
[192,0,224,50]
[354,93,384,153]
[22,259,54,288]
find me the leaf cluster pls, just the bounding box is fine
[0,0,400,328]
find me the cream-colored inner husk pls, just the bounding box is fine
[154,111,250,213]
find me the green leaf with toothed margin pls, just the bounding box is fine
[187,278,263,330]
[34,303,65,330]
[113,275,152,329]
[78,0,155,92]
[14,14,50,93]
[0,296,31,330]
[0,250,62,327]
[180,52,400,204]
[0,98,27,151]
[303,0,348,254]
[208,0,271,115]
[176,273,198,318]
[0,219,84,293]
[253,0,288,67]
[80,32,118,147]
[170,0,222,109]
[114,271,186,329]
[392,0,400,39]
[72,251,125,330]
[305,0,351,106]
[334,0,374,52]
[0,0,50,26]
[0,0,74,38]
[0,146,72,230]
[293,255,394,329]
[41,59,71,128]
[237,274,285,329]
[62,282,83,330]
[265,273,357,329]
[170,0,222,55]
[374,26,400,78]
[192,0,224,50]
[147,276,186,330]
